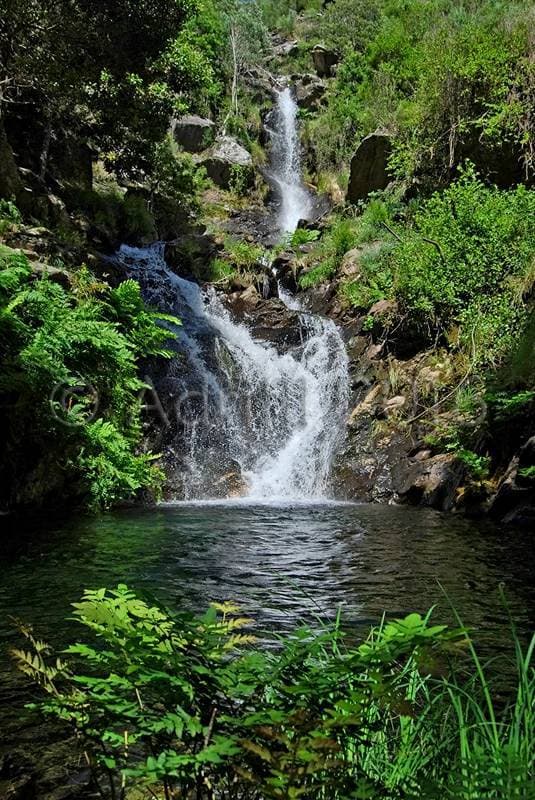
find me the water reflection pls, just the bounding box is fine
[1,503,533,655]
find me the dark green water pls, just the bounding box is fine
[1,502,533,652]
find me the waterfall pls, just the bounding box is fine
[114,244,348,503]
[113,82,348,503]
[268,87,312,233]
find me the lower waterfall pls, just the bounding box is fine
[114,244,349,502]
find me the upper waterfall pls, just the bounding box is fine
[268,87,313,233]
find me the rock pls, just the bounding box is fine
[164,231,219,278]
[347,131,393,204]
[340,247,363,278]
[238,284,261,309]
[311,44,338,77]
[365,341,384,360]
[31,262,71,288]
[395,453,463,511]
[293,74,327,110]
[412,449,432,462]
[273,40,299,58]
[349,383,382,422]
[171,115,215,153]
[369,298,398,317]
[384,395,406,414]
[225,296,303,353]
[213,470,248,498]
[200,136,254,190]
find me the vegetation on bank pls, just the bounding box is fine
[271,0,534,190]
[13,585,535,799]
[0,244,178,510]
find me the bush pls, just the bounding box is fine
[14,585,535,800]
[343,169,535,368]
[0,249,177,509]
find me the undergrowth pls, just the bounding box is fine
[13,585,535,800]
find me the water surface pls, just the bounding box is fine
[1,502,533,653]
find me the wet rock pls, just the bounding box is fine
[225,295,304,353]
[171,115,215,153]
[347,131,393,204]
[311,44,338,77]
[293,74,327,111]
[200,136,254,190]
[213,470,248,498]
[164,231,219,279]
[395,453,464,511]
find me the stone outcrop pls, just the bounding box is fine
[293,74,327,110]
[171,115,215,153]
[200,136,254,190]
[311,45,338,77]
[224,290,304,353]
[347,132,393,204]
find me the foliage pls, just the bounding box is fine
[0,198,22,235]
[14,584,535,800]
[341,170,535,367]
[0,0,225,180]
[208,257,237,282]
[298,216,359,288]
[150,137,208,235]
[0,249,178,510]
[288,227,320,248]
[223,236,266,271]
[304,0,534,183]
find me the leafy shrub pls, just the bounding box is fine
[289,227,320,248]
[299,257,336,288]
[343,170,535,367]
[0,198,22,234]
[150,138,208,236]
[14,585,535,800]
[208,256,237,282]
[0,249,177,510]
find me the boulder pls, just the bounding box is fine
[347,132,393,204]
[340,247,363,278]
[311,44,338,77]
[293,74,327,111]
[225,295,304,353]
[369,298,398,318]
[273,40,300,58]
[395,453,464,511]
[171,115,215,153]
[200,136,254,190]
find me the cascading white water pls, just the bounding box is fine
[114,82,348,502]
[268,87,312,233]
[114,243,348,502]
